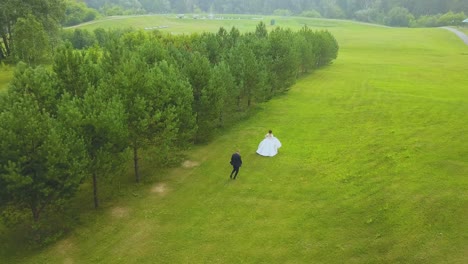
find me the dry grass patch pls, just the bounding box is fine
[63,258,74,264]
[151,183,168,196]
[110,206,130,218]
[53,238,75,263]
[55,238,74,255]
[182,160,199,168]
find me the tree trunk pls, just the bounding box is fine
[133,145,140,183]
[219,112,224,127]
[1,32,10,57]
[0,32,5,59]
[31,205,40,222]
[93,172,99,208]
[5,22,12,56]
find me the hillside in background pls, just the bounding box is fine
[83,0,468,27]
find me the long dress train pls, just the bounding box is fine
[256,134,281,157]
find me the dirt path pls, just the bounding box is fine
[441,27,468,45]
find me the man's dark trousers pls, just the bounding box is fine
[230,152,242,179]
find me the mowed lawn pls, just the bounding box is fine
[68,14,383,34]
[2,18,468,263]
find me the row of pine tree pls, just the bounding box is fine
[0,23,338,240]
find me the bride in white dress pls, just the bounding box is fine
[256,130,282,157]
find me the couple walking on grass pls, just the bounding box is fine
[229,130,282,179]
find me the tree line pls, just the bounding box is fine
[1,0,465,62]
[0,22,338,240]
[0,0,65,62]
[82,0,468,26]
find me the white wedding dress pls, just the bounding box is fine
[256,133,282,157]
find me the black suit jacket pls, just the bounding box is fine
[230,153,242,167]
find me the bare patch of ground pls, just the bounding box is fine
[55,238,75,263]
[111,206,130,218]
[182,160,199,168]
[56,238,73,255]
[151,183,168,196]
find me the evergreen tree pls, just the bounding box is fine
[9,63,60,115]
[315,30,339,67]
[181,51,212,142]
[297,25,318,73]
[0,0,65,61]
[53,44,90,98]
[268,27,300,94]
[13,15,51,65]
[0,91,87,222]
[59,85,127,209]
[209,61,237,127]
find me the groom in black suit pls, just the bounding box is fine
[230,150,242,179]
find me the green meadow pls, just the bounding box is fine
[68,14,383,33]
[2,16,468,263]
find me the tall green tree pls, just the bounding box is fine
[0,91,87,222]
[61,29,97,50]
[147,61,197,157]
[196,62,229,141]
[237,40,266,107]
[13,15,51,66]
[106,51,148,183]
[243,32,270,103]
[297,26,318,74]
[8,63,60,114]
[52,42,126,208]
[107,45,195,181]
[224,44,246,112]
[268,27,300,94]
[139,0,171,13]
[385,6,414,27]
[59,85,127,209]
[255,22,268,38]
[53,43,102,98]
[315,30,339,67]
[0,0,65,61]
[63,0,99,27]
[208,61,237,128]
[181,51,212,142]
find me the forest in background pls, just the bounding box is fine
[82,0,468,27]
[1,0,466,61]
[82,0,468,17]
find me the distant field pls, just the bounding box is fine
[2,16,468,264]
[67,14,384,33]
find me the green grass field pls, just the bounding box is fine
[67,14,385,34]
[2,16,468,263]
